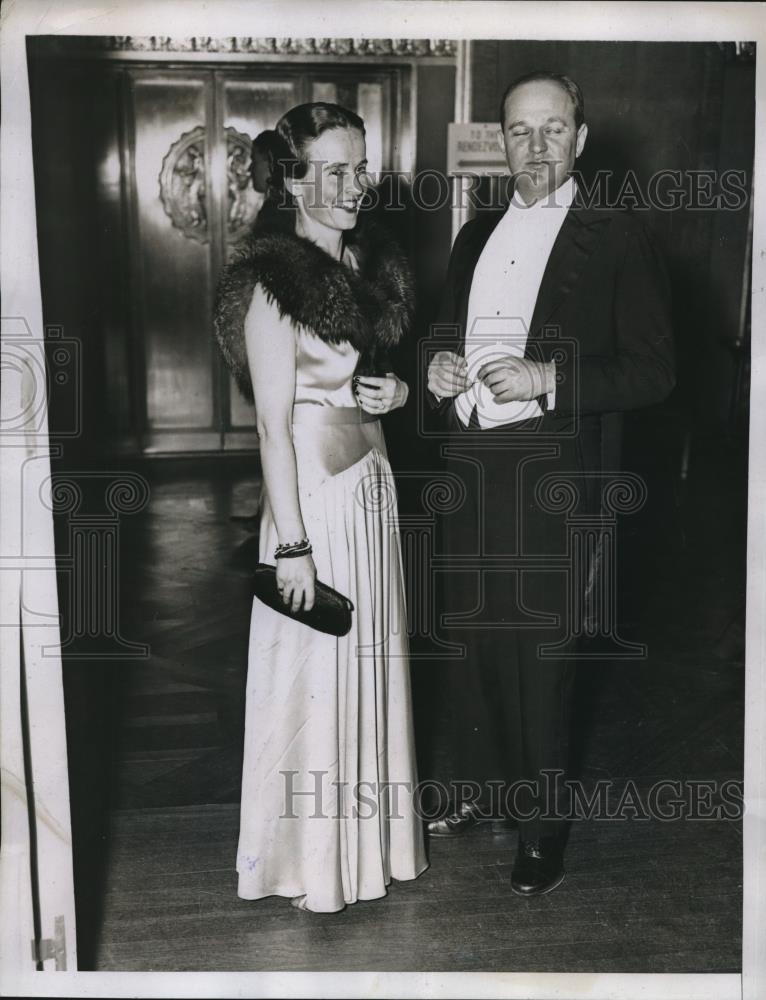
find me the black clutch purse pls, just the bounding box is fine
[253,563,354,637]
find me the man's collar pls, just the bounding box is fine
[468,174,613,235]
[507,174,577,213]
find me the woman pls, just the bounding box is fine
[214,103,428,913]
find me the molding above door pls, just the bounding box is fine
[39,36,457,59]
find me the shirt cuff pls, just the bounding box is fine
[545,361,556,412]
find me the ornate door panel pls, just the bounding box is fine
[130,73,218,452]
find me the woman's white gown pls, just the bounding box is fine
[236,291,428,912]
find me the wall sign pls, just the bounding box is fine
[447,122,508,176]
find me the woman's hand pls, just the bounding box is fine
[353,373,409,414]
[276,553,316,613]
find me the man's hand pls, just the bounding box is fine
[478,358,554,403]
[427,351,471,399]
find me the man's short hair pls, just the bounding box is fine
[499,71,585,131]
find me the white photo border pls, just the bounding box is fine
[1,2,762,998]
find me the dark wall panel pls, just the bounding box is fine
[413,62,456,316]
[29,59,110,461]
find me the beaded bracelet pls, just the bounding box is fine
[274,545,314,559]
[274,538,312,559]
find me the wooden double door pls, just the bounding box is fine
[131,66,408,454]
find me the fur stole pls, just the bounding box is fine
[213,215,414,404]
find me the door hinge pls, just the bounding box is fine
[31,914,67,970]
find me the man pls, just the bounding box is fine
[426,71,674,895]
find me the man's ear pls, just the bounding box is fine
[284,175,297,199]
[497,127,506,156]
[575,123,588,159]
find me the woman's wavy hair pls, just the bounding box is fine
[255,102,366,232]
[249,129,278,190]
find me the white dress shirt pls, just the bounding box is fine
[454,175,576,429]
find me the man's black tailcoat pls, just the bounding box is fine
[431,190,675,832]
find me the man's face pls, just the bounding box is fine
[499,79,588,204]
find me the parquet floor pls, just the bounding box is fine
[67,428,745,972]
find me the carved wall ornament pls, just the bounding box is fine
[159,125,208,242]
[81,36,457,57]
[159,125,262,244]
[224,126,263,241]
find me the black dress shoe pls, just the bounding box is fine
[510,834,565,896]
[427,801,492,837]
